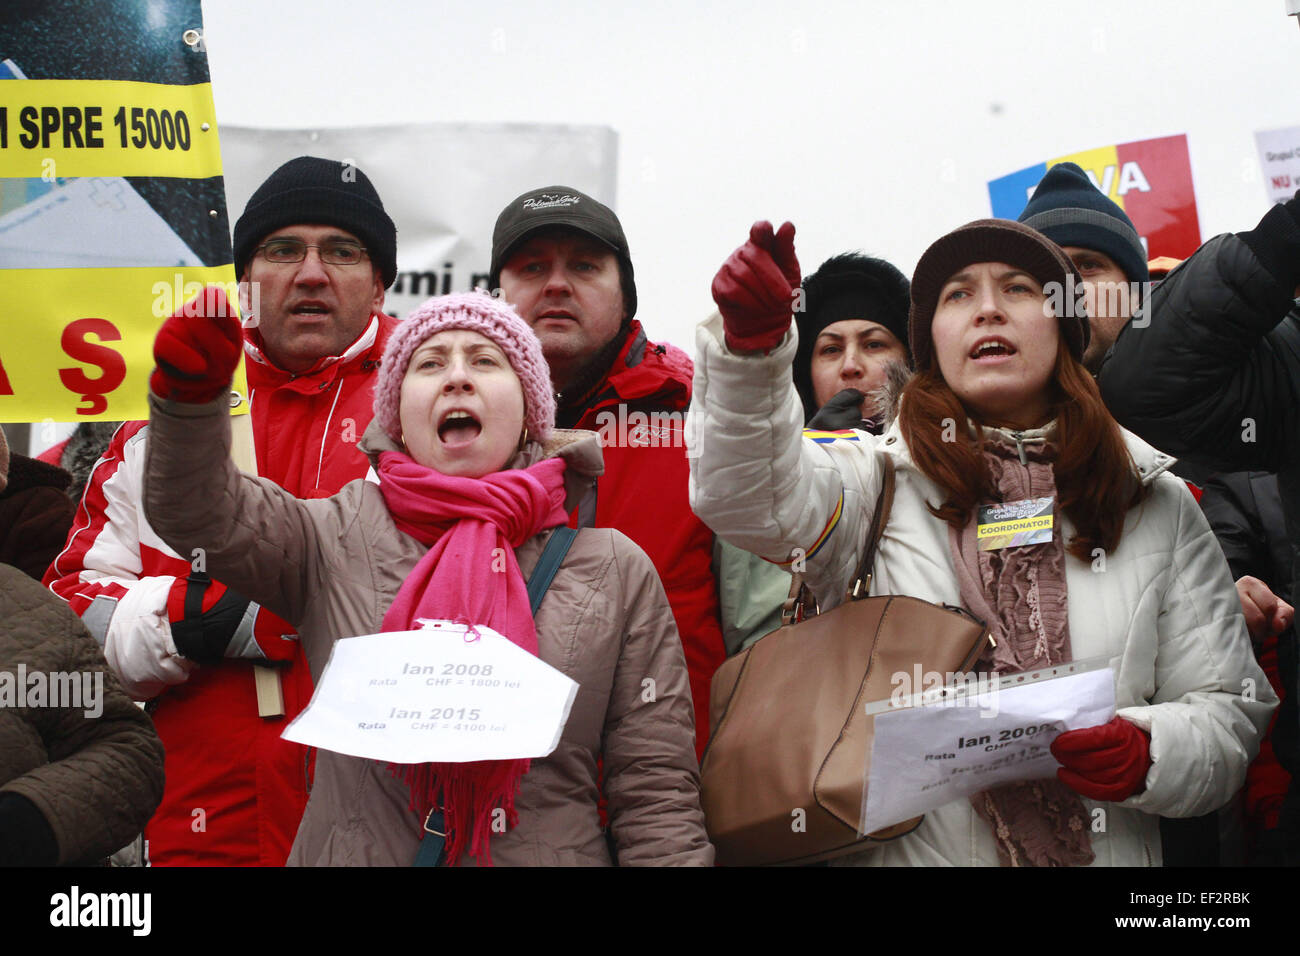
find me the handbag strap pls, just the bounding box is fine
[847,452,896,600]
[413,524,578,867]
[786,451,897,621]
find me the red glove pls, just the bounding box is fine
[1051,716,1151,801]
[151,286,242,403]
[712,220,800,354]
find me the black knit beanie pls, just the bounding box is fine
[794,253,912,422]
[232,156,398,288]
[1017,162,1149,287]
[909,219,1088,371]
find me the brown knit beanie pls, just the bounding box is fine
[0,427,9,493]
[908,219,1088,371]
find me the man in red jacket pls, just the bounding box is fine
[45,156,399,865]
[490,186,726,760]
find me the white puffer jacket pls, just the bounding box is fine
[686,313,1276,867]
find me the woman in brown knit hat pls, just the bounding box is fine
[688,217,1274,866]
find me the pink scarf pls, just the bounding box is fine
[377,449,569,866]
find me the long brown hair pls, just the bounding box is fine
[898,336,1148,561]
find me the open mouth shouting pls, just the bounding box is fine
[968,336,1018,363]
[437,408,483,448]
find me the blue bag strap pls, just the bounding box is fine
[413,810,447,867]
[526,526,578,616]
[413,525,577,867]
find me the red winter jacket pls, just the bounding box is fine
[562,321,726,760]
[44,312,396,866]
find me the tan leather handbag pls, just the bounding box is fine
[700,454,991,866]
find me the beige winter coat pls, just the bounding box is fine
[143,393,713,866]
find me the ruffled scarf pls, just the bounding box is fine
[947,424,1094,867]
[377,450,569,865]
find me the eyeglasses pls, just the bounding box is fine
[255,238,369,265]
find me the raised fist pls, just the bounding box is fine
[151,286,243,404]
[712,220,800,354]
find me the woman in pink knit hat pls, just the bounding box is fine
[142,288,712,867]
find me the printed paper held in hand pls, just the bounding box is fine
[282,621,578,763]
[860,665,1116,834]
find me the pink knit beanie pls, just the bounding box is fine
[374,290,556,446]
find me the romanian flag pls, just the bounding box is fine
[803,428,863,444]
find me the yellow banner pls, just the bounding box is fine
[0,80,221,178]
[0,266,249,422]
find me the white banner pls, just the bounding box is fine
[219,123,618,319]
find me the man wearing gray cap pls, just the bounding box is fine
[490,186,726,759]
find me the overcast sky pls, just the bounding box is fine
[202,0,1300,350]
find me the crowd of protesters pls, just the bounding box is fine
[3,152,1299,866]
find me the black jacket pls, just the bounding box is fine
[1099,197,1300,616]
[1100,200,1300,807]
[1200,471,1299,780]
[1200,471,1292,605]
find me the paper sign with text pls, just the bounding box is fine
[282,622,579,764]
[860,666,1116,834]
[1255,125,1300,205]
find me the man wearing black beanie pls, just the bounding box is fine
[1017,161,1149,375]
[45,155,400,867]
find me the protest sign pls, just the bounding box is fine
[0,0,247,424]
[1254,125,1300,205]
[282,622,579,764]
[987,134,1202,260]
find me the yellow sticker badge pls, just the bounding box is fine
[977,496,1055,552]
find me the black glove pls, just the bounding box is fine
[0,792,59,866]
[807,388,869,431]
[170,573,251,665]
[1237,190,1300,296]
